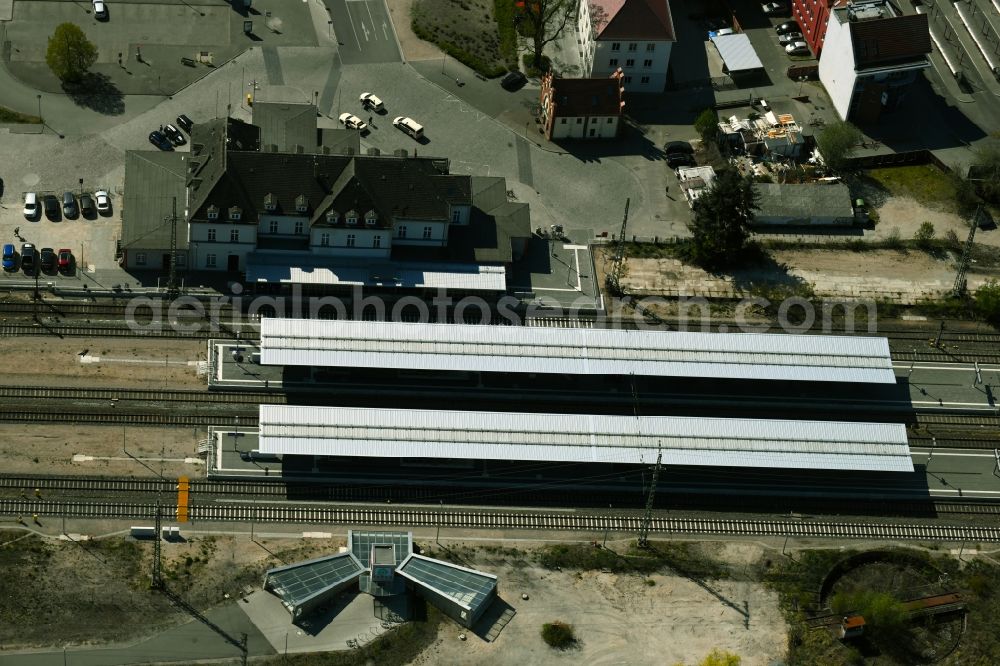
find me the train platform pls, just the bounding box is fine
[208,340,284,391]
[208,429,283,478]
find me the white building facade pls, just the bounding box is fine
[818,0,930,123]
[577,0,675,93]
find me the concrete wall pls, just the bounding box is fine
[550,115,621,139]
[310,227,391,258]
[590,40,671,92]
[124,249,189,271]
[391,219,448,247]
[189,241,256,270]
[817,13,857,120]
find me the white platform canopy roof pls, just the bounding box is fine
[258,405,913,472]
[259,319,896,383]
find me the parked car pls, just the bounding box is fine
[500,71,527,91]
[21,243,36,275]
[775,21,801,34]
[79,192,95,217]
[392,116,424,140]
[713,27,735,36]
[58,249,73,274]
[95,190,111,213]
[338,113,368,131]
[664,141,694,155]
[785,41,810,55]
[163,124,186,146]
[40,247,56,273]
[148,130,173,150]
[43,194,60,219]
[23,192,39,219]
[2,244,16,272]
[359,92,384,111]
[778,32,804,45]
[666,152,696,169]
[92,0,108,19]
[176,114,194,133]
[62,191,78,218]
[762,2,787,14]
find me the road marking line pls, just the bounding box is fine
[345,3,362,49]
[912,452,997,457]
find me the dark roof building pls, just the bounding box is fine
[753,182,854,226]
[120,151,189,270]
[540,71,625,140]
[263,530,498,628]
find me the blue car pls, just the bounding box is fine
[2,244,16,272]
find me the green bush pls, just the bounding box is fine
[493,0,519,68]
[914,221,935,249]
[694,108,718,145]
[975,279,1000,323]
[522,52,551,77]
[541,620,575,648]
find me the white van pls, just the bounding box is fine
[23,192,38,219]
[393,116,424,140]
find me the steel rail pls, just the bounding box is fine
[3,498,999,541]
[0,386,281,405]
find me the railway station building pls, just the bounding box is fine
[120,106,531,298]
[263,530,497,628]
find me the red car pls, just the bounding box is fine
[58,249,73,273]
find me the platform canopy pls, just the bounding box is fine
[258,405,913,472]
[259,319,896,384]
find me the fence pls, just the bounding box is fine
[845,149,952,171]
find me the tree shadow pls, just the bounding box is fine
[62,72,125,115]
[722,245,815,296]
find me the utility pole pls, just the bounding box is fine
[638,447,662,549]
[952,205,982,297]
[167,197,179,297]
[606,198,630,296]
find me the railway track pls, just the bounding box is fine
[3,498,999,542]
[3,475,1000,518]
[0,323,241,340]
[0,410,258,426]
[0,386,281,405]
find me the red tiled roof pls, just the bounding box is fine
[548,77,624,117]
[589,0,674,41]
[849,14,930,68]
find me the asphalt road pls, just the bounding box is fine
[0,603,273,666]
[325,0,401,64]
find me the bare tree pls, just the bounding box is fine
[520,0,578,69]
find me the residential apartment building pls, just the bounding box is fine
[791,0,838,57]
[577,0,675,93]
[818,0,930,123]
[539,70,625,139]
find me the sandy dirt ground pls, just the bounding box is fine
[0,532,330,649]
[873,198,1000,248]
[0,337,207,389]
[0,424,206,477]
[412,542,787,666]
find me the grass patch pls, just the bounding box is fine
[411,0,513,77]
[866,164,957,211]
[0,105,43,124]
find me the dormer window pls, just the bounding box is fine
[206,205,219,220]
[325,210,339,225]
[346,209,358,225]
[263,193,276,212]
[228,206,242,221]
[295,194,308,213]
[365,210,378,226]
